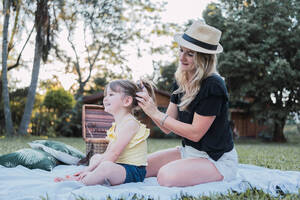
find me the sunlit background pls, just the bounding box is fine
[14,0,217,91]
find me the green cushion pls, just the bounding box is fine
[28,140,85,165]
[0,148,58,171]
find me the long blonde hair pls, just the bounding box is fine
[174,52,218,111]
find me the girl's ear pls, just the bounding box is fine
[123,96,133,107]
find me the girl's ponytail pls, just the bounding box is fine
[139,79,157,105]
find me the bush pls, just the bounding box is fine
[31,88,76,136]
[151,126,179,139]
[43,88,75,116]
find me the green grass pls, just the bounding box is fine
[1,135,300,200]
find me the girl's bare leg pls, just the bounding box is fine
[146,147,181,177]
[80,161,126,186]
[54,154,104,182]
[82,153,103,172]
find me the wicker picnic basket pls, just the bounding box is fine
[82,104,114,156]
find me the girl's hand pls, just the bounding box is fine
[73,171,84,177]
[136,82,159,118]
[74,171,89,181]
[73,167,89,177]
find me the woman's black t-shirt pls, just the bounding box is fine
[170,74,234,161]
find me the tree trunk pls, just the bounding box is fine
[18,0,48,135]
[2,0,15,136]
[272,117,287,143]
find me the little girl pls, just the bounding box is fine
[54,79,156,186]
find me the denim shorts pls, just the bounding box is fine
[118,163,146,183]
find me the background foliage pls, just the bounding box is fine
[202,0,300,142]
[1,0,300,141]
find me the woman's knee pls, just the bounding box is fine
[157,166,177,187]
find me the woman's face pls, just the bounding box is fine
[179,46,196,72]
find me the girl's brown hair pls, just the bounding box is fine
[104,79,156,113]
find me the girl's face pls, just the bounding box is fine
[103,86,125,114]
[179,46,196,72]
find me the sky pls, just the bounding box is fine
[128,0,218,81]
[14,0,217,91]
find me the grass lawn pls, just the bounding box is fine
[0,134,300,199]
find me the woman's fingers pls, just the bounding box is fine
[137,80,145,89]
[136,90,152,103]
[136,91,147,99]
[136,96,145,103]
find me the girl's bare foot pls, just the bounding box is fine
[54,175,78,182]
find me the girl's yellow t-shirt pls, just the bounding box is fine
[105,120,150,166]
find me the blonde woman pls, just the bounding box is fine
[136,20,238,187]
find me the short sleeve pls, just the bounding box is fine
[197,78,228,101]
[105,123,116,142]
[129,123,150,148]
[195,95,224,116]
[192,76,228,116]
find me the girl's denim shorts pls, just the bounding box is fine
[118,163,146,183]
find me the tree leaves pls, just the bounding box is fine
[204,0,300,141]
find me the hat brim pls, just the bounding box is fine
[174,34,223,54]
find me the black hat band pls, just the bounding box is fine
[182,33,218,50]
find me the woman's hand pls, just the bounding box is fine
[136,82,160,118]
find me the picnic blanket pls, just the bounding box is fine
[0,163,299,200]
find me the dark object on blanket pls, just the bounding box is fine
[0,148,59,171]
[82,104,114,156]
[28,140,85,165]
[77,149,93,166]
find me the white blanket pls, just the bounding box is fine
[0,164,299,200]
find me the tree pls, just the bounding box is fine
[0,0,35,102]
[54,0,165,100]
[203,0,300,142]
[49,0,167,136]
[2,0,15,136]
[18,0,51,135]
[153,61,177,92]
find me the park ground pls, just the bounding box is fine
[0,124,300,199]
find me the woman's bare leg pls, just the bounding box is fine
[157,158,223,187]
[146,147,181,177]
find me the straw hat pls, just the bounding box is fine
[174,20,223,54]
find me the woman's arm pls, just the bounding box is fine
[150,102,178,134]
[136,88,215,142]
[153,111,215,142]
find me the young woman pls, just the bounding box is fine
[55,79,155,186]
[136,20,238,187]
